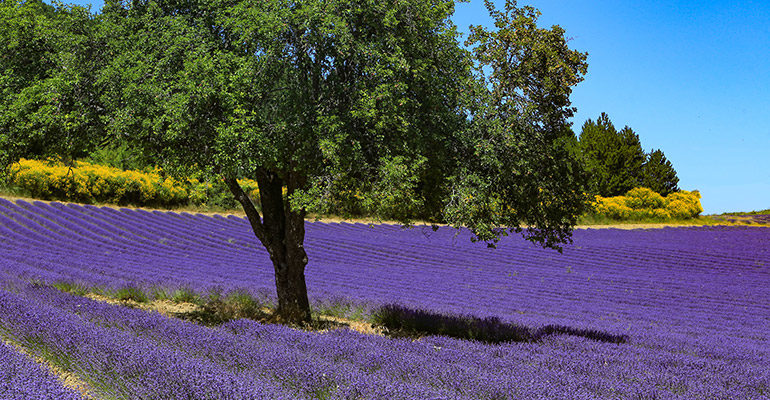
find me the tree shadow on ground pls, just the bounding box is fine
[372,304,629,344]
[169,298,353,332]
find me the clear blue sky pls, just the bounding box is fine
[64,0,769,213]
[453,0,770,214]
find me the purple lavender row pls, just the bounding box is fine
[3,202,764,332]
[0,286,294,400]
[0,200,274,293]
[0,340,83,400]
[1,199,768,342]
[15,285,464,399]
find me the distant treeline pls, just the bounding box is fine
[570,112,680,198]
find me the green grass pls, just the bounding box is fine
[717,209,770,216]
[311,299,371,322]
[112,286,149,303]
[51,282,89,297]
[578,214,719,226]
[170,288,201,304]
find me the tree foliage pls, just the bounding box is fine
[641,149,679,196]
[578,113,644,196]
[578,113,678,197]
[2,0,590,323]
[457,0,590,246]
[0,0,106,171]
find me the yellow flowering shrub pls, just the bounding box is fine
[592,195,633,219]
[665,190,703,219]
[591,187,702,221]
[9,159,188,207]
[237,178,261,200]
[624,187,665,210]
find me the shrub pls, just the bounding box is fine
[8,159,188,207]
[187,178,260,209]
[591,187,702,221]
[592,195,632,219]
[665,190,703,219]
[625,187,665,210]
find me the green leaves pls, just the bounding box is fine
[455,0,590,248]
[640,149,679,196]
[578,113,679,197]
[0,0,106,167]
[363,155,427,223]
[2,0,591,251]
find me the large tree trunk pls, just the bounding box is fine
[225,172,311,325]
[271,209,310,323]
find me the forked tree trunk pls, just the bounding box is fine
[225,172,311,324]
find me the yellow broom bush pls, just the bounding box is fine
[8,159,263,209]
[9,159,188,206]
[591,187,702,221]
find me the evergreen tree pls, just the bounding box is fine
[578,113,645,196]
[641,149,679,196]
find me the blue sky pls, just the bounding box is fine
[453,0,770,214]
[64,0,769,213]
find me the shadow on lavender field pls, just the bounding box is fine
[372,304,629,344]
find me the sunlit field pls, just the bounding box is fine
[1,198,768,399]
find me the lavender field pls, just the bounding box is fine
[0,198,769,399]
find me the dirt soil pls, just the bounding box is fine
[85,293,383,336]
[85,293,200,316]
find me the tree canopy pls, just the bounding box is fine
[578,112,679,197]
[1,0,590,323]
[641,149,679,196]
[0,0,105,170]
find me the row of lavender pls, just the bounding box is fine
[1,198,767,334]
[1,198,769,398]
[0,336,82,400]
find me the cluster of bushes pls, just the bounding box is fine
[6,159,260,209]
[5,160,703,222]
[591,187,702,220]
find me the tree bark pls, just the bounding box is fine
[225,172,311,324]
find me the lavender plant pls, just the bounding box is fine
[0,198,768,398]
[0,340,83,400]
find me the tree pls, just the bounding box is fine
[0,0,106,171]
[2,0,589,324]
[641,149,679,196]
[578,113,645,196]
[461,0,589,244]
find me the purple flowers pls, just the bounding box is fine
[0,198,769,398]
[0,339,83,400]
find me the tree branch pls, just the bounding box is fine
[224,177,267,245]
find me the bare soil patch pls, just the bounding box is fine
[84,293,383,336]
